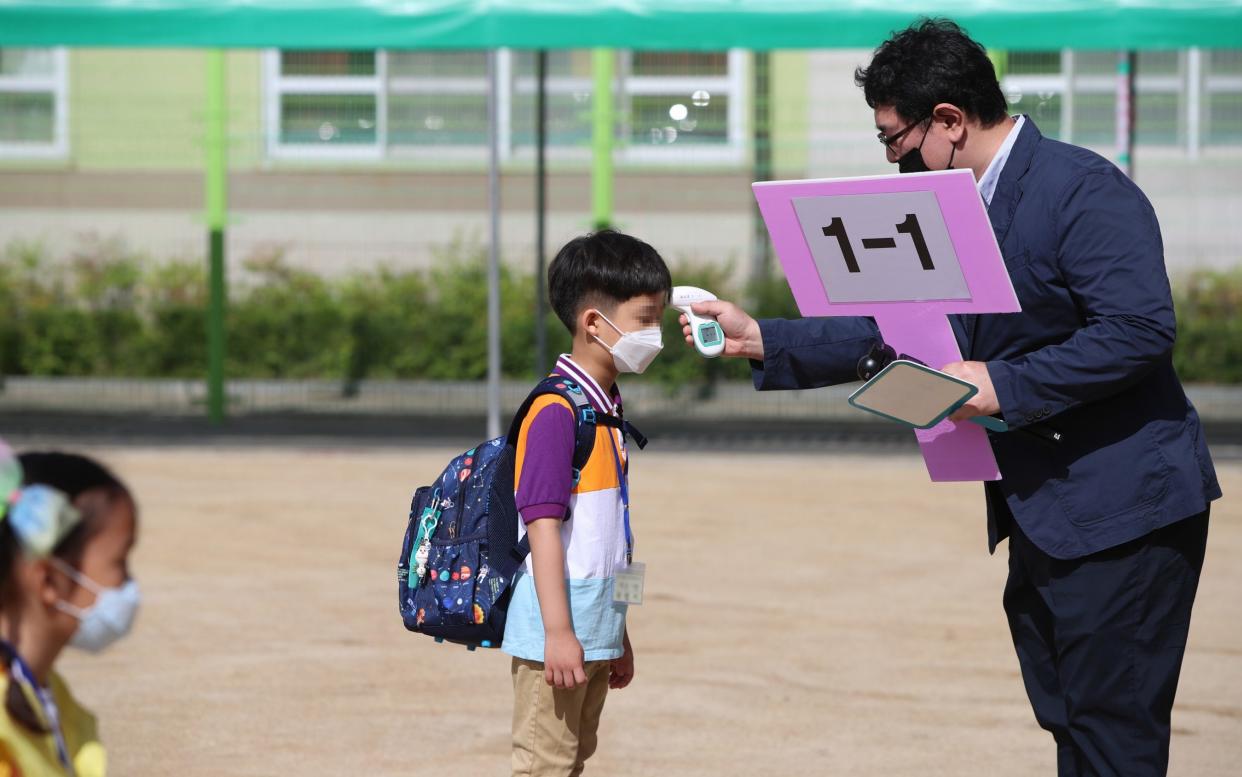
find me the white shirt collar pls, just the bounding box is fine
[976,115,1025,211]
[554,354,618,416]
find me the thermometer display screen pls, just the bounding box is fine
[700,324,721,345]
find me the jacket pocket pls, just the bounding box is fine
[1052,426,1171,527]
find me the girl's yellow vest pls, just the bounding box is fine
[0,671,105,777]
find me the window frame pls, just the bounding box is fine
[1203,49,1242,149]
[618,49,748,165]
[1002,48,1242,155]
[263,50,387,161]
[385,50,500,163]
[263,48,748,166]
[0,47,69,159]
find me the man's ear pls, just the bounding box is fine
[932,102,967,143]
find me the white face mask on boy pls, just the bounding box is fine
[591,310,664,374]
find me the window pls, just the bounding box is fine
[510,50,596,150]
[265,49,747,163]
[623,51,743,161]
[1002,48,1242,152]
[388,51,489,149]
[266,51,382,158]
[0,48,68,158]
[1206,50,1242,144]
[1004,51,1068,140]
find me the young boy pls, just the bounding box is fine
[501,229,670,777]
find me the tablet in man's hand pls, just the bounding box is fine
[848,360,978,429]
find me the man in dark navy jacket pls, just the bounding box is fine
[685,19,1221,777]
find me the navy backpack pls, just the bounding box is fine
[397,376,645,650]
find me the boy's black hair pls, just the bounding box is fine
[548,229,672,334]
[855,18,1008,127]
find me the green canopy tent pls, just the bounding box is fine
[3,0,1240,434]
[3,1,1241,50]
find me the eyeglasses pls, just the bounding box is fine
[876,117,929,150]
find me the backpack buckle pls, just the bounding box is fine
[581,407,596,425]
[571,468,582,487]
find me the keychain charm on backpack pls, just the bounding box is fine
[411,489,442,585]
[414,535,431,583]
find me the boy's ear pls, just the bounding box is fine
[579,307,601,340]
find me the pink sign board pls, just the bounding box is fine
[753,169,1020,482]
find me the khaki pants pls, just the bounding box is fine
[511,657,611,777]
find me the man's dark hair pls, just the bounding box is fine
[855,18,1008,126]
[548,229,672,334]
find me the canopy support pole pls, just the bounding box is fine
[535,49,549,378]
[591,49,614,230]
[487,49,503,439]
[205,50,228,424]
[749,51,772,285]
[1116,51,1137,177]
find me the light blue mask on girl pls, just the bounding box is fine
[51,558,141,654]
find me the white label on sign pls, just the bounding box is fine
[791,191,971,304]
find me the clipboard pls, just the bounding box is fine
[848,360,978,430]
[848,360,1014,433]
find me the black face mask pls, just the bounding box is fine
[897,121,956,174]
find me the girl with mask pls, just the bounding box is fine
[0,445,140,776]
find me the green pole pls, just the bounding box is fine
[205,50,228,423]
[1116,51,1137,177]
[750,51,772,285]
[988,49,1009,82]
[591,49,614,230]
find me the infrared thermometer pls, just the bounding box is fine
[671,286,726,358]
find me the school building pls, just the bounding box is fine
[1,47,1240,282]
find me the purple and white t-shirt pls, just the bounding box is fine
[501,354,631,662]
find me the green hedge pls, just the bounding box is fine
[1172,267,1242,384]
[1,239,1237,386]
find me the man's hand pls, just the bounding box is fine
[544,628,587,690]
[609,631,635,690]
[678,299,764,361]
[941,360,1001,421]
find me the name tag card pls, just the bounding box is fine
[613,562,645,605]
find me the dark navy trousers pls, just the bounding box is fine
[1004,510,1209,777]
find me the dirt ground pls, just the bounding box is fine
[52,445,1240,777]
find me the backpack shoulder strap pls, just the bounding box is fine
[508,376,599,560]
[595,415,648,450]
[506,375,599,482]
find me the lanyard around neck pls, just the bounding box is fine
[2,641,74,775]
[603,426,634,564]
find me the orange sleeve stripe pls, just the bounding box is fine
[573,426,624,494]
[514,394,575,492]
[513,394,626,495]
